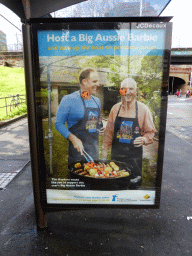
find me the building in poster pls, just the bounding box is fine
[32,20,171,207]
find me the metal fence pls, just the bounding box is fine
[0,94,26,116]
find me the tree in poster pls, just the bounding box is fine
[135,55,163,130]
[42,55,163,131]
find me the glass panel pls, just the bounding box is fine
[52,0,172,18]
[33,20,172,207]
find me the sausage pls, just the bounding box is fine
[75,169,83,174]
[79,171,88,176]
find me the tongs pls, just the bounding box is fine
[82,148,94,162]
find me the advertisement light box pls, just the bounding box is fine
[30,18,172,210]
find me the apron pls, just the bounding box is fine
[68,94,100,165]
[111,101,142,176]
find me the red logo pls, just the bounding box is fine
[119,88,127,96]
[81,90,89,99]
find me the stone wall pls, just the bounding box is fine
[0,51,24,67]
[170,65,192,94]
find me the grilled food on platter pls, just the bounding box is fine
[88,168,98,176]
[110,162,119,171]
[74,162,130,178]
[120,171,129,177]
[84,164,90,171]
[104,166,113,172]
[74,162,81,169]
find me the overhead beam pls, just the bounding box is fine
[0,0,26,19]
[30,0,86,18]
[171,56,192,65]
[22,0,31,20]
[0,0,86,19]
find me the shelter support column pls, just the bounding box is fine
[22,23,47,229]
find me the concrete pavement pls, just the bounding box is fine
[0,117,30,160]
[1,109,192,255]
[0,117,30,189]
[166,95,192,144]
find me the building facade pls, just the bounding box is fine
[105,0,157,17]
[0,30,7,52]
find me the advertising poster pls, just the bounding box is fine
[32,20,172,207]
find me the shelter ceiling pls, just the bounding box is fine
[0,0,86,19]
[0,0,172,20]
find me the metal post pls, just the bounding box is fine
[140,0,144,16]
[46,57,53,174]
[5,97,7,116]
[172,76,174,95]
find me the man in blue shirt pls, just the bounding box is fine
[55,68,101,164]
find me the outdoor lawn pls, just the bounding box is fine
[0,66,27,121]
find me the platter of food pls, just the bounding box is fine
[73,161,130,178]
[68,160,141,190]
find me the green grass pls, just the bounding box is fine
[0,66,25,96]
[43,120,70,178]
[0,66,27,120]
[0,105,27,121]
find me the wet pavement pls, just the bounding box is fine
[1,105,192,255]
[0,117,30,189]
[0,159,29,189]
[0,117,30,160]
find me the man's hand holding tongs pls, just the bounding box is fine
[68,134,83,154]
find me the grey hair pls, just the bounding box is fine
[121,78,137,88]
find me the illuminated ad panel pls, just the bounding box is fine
[31,19,172,208]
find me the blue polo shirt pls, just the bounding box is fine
[55,91,101,139]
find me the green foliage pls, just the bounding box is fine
[141,158,157,188]
[39,55,163,130]
[36,88,54,102]
[107,63,124,89]
[104,55,163,130]
[81,55,132,88]
[79,55,112,69]
[65,56,114,85]
[147,90,161,131]
[134,56,163,130]
[136,56,163,100]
